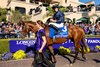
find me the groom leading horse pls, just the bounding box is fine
[20,20,89,64]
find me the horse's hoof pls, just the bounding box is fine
[84,58,87,62]
[83,57,87,61]
[69,63,73,66]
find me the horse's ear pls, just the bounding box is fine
[37,20,45,28]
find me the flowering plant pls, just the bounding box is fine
[79,47,90,53]
[59,46,71,55]
[13,50,26,60]
[95,45,100,51]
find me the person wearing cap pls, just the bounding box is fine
[49,5,65,32]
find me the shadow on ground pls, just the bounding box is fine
[93,59,100,63]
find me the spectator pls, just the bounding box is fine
[9,24,16,38]
[95,22,100,35]
[14,25,21,38]
[77,6,80,12]
[0,27,2,34]
[4,26,10,38]
[83,24,90,34]
[88,24,95,35]
[0,27,3,38]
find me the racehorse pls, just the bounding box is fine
[20,20,89,64]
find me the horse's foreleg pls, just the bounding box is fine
[72,51,79,63]
[48,45,56,63]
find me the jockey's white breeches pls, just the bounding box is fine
[49,23,64,28]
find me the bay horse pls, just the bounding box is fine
[20,20,89,64]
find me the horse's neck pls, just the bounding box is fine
[44,24,49,28]
[44,25,50,33]
[68,25,75,28]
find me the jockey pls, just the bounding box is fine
[49,5,65,33]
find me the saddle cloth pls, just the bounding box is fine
[49,26,68,38]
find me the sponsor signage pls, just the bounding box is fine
[53,38,100,49]
[9,39,36,52]
[9,38,100,52]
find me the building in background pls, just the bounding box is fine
[0,0,99,23]
[0,0,85,14]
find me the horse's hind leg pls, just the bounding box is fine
[72,51,79,64]
[72,41,81,64]
[81,36,89,51]
[81,45,86,61]
[48,45,56,63]
[81,36,89,61]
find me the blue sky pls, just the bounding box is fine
[79,0,100,5]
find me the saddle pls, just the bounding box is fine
[49,24,60,34]
[49,25,68,38]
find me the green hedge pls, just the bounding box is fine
[0,39,9,54]
[0,38,31,54]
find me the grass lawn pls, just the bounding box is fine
[0,39,9,54]
[0,38,24,54]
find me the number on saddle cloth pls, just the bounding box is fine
[49,26,68,38]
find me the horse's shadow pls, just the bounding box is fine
[93,59,100,63]
[58,54,86,64]
[54,48,86,64]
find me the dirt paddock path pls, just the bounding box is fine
[0,53,100,67]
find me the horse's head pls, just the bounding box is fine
[37,20,45,28]
[19,21,38,38]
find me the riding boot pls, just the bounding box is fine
[49,24,60,34]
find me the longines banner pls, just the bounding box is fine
[9,38,100,52]
[9,39,36,53]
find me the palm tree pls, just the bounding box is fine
[0,8,7,22]
[8,10,31,23]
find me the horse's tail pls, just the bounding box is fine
[81,35,88,48]
[81,34,89,52]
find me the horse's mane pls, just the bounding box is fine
[22,21,36,24]
[21,20,49,29]
[36,20,48,28]
[21,21,82,30]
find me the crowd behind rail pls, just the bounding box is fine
[0,21,22,38]
[75,22,100,35]
[0,20,100,39]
